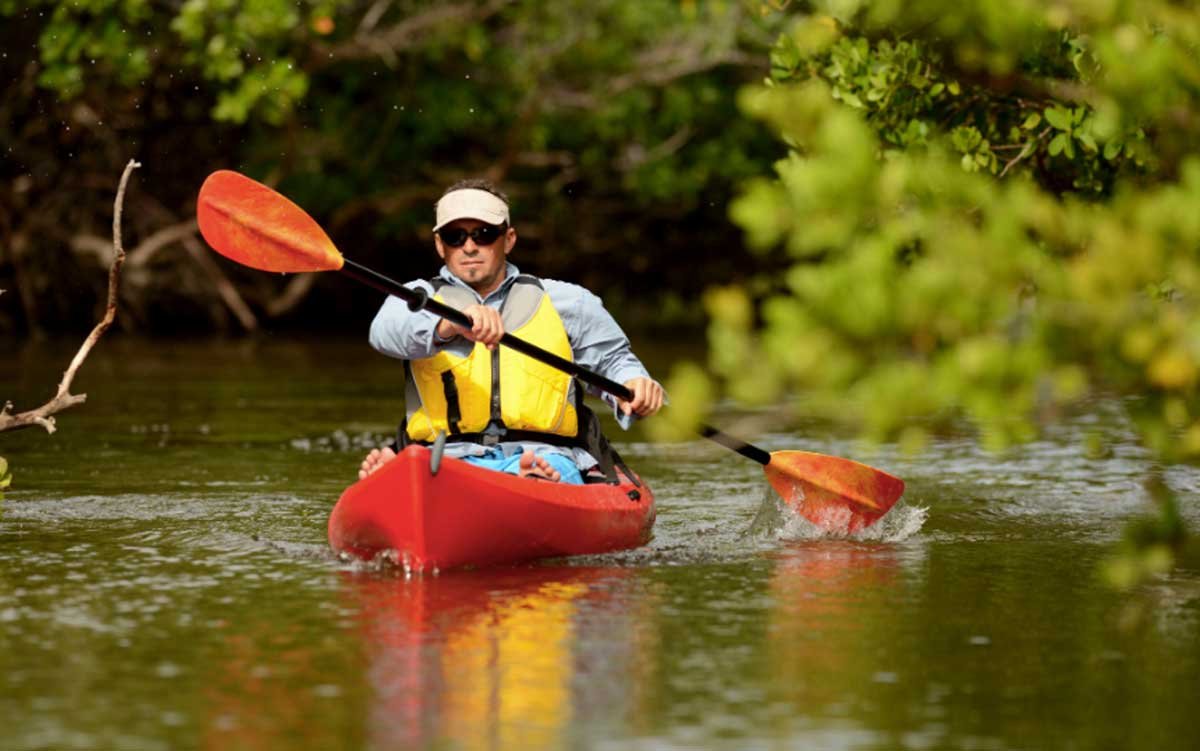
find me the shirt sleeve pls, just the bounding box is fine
[549,281,660,428]
[368,280,446,360]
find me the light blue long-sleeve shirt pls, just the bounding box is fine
[368,262,656,467]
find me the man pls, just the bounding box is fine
[359,178,664,483]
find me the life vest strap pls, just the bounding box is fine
[440,370,463,435]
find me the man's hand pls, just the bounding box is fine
[617,377,665,417]
[437,304,504,349]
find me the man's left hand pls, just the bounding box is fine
[618,377,665,417]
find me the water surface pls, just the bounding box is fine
[2,337,1198,750]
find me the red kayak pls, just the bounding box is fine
[328,445,656,571]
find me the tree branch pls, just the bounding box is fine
[0,159,140,434]
[321,0,513,65]
[999,127,1052,178]
[71,219,198,269]
[180,233,259,332]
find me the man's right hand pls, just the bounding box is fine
[436,304,504,349]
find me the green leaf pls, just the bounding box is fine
[1044,107,1072,131]
[1048,132,1068,156]
[1103,140,1123,160]
[1021,112,1042,130]
[839,89,864,108]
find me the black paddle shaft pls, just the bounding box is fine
[340,258,773,467]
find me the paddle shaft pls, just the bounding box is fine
[339,258,773,466]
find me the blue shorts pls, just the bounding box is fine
[461,447,584,485]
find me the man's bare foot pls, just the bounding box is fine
[518,450,561,482]
[358,446,397,480]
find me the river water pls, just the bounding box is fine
[2,337,1198,750]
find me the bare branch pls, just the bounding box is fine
[180,234,259,332]
[999,127,1052,178]
[617,126,694,172]
[543,44,759,109]
[70,219,198,269]
[323,0,513,64]
[126,220,200,269]
[358,0,393,33]
[264,272,320,318]
[0,159,140,434]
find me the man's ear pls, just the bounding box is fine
[503,227,517,256]
[435,238,447,260]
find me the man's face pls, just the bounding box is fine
[435,218,516,296]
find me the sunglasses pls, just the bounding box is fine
[436,223,507,248]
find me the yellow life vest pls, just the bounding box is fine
[405,276,579,443]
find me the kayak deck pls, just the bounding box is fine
[328,445,655,571]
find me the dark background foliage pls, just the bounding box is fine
[0,0,784,336]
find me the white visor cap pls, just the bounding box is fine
[433,188,510,232]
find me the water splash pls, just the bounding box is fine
[748,486,927,543]
[337,548,442,578]
[290,430,384,453]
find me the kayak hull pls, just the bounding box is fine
[328,445,655,570]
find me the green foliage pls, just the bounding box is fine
[674,1,1200,582]
[1102,473,1192,590]
[0,456,10,503]
[766,17,1148,194]
[18,0,316,123]
[1,0,782,332]
[171,0,308,124]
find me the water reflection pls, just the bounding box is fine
[340,565,645,750]
[765,541,912,738]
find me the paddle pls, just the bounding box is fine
[196,170,905,532]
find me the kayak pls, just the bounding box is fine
[328,445,656,571]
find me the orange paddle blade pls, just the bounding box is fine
[196,170,343,273]
[765,451,905,533]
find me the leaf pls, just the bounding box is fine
[1103,140,1123,160]
[1021,112,1042,130]
[1048,132,1067,156]
[840,89,864,108]
[1044,107,1072,131]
